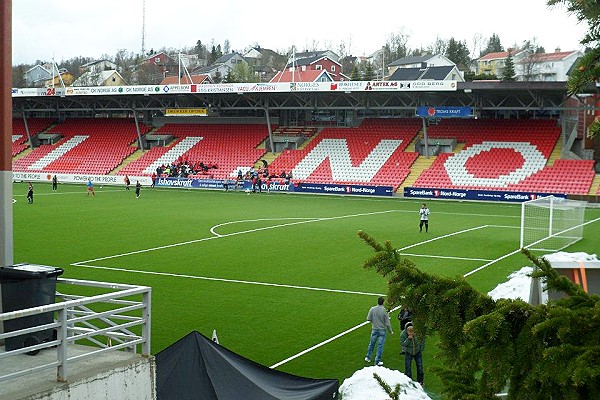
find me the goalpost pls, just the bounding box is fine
[520,196,586,252]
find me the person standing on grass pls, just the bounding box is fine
[52,175,58,191]
[401,323,425,386]
[419,203,430,233]
[398,306,413,354]
[87,179,95,197]
[135,181,141,198]
[27,182,34,204]
[125,175,131,191]
[364,296,393,366]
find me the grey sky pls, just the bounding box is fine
[12,0,587,65]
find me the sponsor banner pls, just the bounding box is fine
[416,106,473,118]
[12,80,457,98]
[241,180,291,192]
[403,187,566,202]
[11,87,66,97]
[155,177,239,190]
[293,182,394,196]
[12,172,152,186]
[165,108,208,116]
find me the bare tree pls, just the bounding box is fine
[519,39,545,81]
[428,36,447,55]
[385,29,410,61]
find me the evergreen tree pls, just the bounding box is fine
[480,33,503,57]
[445,38,471,68]
[358,230,600,399]
[350,65,362,81]
[11,64,29,87]
[501,51,516,81]
[364,62,375,81]
[223,69,236,83]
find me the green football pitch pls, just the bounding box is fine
[10,181,600,397]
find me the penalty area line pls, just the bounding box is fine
[463,215,600,278]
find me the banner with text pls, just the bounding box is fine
[403,187,566,202]
[416,106,473,118]
[12,172,153,186]
[12,80,457,98]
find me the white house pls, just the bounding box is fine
[193,52,248,81]
[72,70,127,86]
[515,49,583,82]
[79,59,118,74]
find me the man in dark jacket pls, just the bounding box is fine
[400,324,425,385]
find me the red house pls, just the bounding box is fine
[270,54,348,83]
[141,52,178,75]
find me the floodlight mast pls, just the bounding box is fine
[178,54,193,85]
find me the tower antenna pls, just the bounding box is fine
[141,0,146,56]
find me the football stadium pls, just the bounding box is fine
[3,5,600,400]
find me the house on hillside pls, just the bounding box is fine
[386,54,462,82]
[24,64,53,87]
[388,65,464,82]
[269,69,334,83]
[193,52,248,82]
[79,59,118,75]
[72,70,127,86]
[515,49,583,82]
[477,50,527,77]
[44,68,75,87]
[294,50,340,62]
[243,46,285,82]
[159,74,212,85]
[141,52,178,75]
[274,54,348,82]
[387,54,455,77]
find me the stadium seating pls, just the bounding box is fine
[12,118,149,175]
[118,124,270,179]
[267,118,421,189]
[412,119,595,194]
[11,118,54,156]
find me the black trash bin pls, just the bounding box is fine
[0,264,64,353]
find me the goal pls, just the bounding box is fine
[520,196,586,252]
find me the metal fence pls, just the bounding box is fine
[0,277,151,383]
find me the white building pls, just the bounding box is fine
[516,49,582,82]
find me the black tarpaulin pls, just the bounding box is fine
[155,331,339,400]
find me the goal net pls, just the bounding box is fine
[520,196,586,252]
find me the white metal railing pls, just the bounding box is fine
[0,277,151,383]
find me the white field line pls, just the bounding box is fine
[210,217,316,237]
[396,225,490,252]
[397,253,493,262]
[269,305,402,369]
[72,210,397,265]
[73,263,386,297]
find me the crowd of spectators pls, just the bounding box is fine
[154,158,293,192]
[156,157,218,178]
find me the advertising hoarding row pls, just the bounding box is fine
[11,80,457,98]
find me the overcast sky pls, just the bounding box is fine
[12,0,588,65]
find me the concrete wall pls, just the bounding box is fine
[16,355,155,400]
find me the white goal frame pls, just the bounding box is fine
[520,196,586,252]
